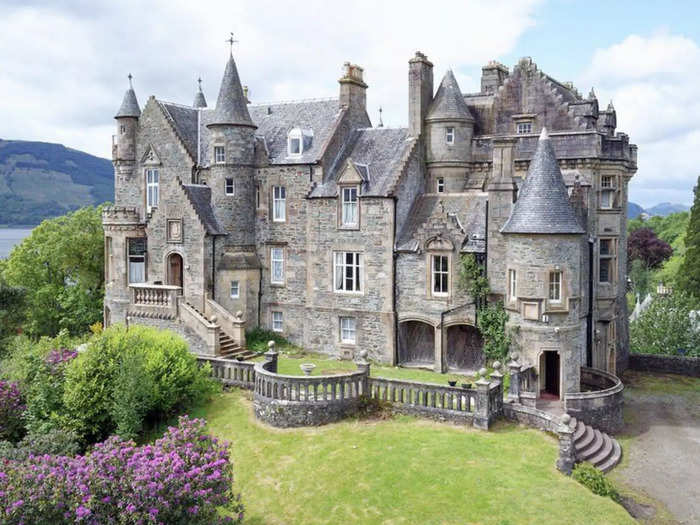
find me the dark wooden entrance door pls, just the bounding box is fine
[544,351,560,397]
[167,253,183,288]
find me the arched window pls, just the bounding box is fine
[287,128,313,157]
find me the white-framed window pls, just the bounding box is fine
[341,186,359,227]
[287,128,302,156]
[436,177,445,193]
[271,311,283,332]
[334,251,362,293]
[446,127,455,144]
[600,189,614,209]
[516,122,532,134]
[128,238,146,284]
[601,175,614,188]
[270,247,284,285]
[508,269,517,300]
[230,280,239,298]
[225,178,234,196]
[146,169,159,210]
[340,317,356,344]
[549,271,562,302]
[431,255,449,296]
[272,186,286,222]
[214,146,225,164]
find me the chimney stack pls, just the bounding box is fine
[408,51,433,137]
[481,60,509,94]
[339,62,367,113]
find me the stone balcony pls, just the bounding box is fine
[128,283,182,320]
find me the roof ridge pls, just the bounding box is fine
[249,96,338,107]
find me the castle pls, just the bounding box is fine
[103,50,636,401]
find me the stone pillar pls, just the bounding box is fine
[556,413,576,475]
[264,340,278,373]
[507,354,521,403]
[489,361,504,417]
[231,310,247,347]
[474,367,491,430]
[434,324,444,373]
[354,350,370,395]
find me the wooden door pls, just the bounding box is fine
[168,254,183,288]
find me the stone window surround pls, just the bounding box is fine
[333,249,364,294]
[145,168,159,212]
[127,237,147,285]
[337,185,360,230]
[507,268,517,305]
[545,266,569,313]
[513,114,536,135]
[426,251,452,301]
[225,178,235,196]
[436,177,445,193]
[339,316,357,345]
[269,245,286,287]
[271,185,286,223]
[506,264,572,315]
[599,173,619,210]
[287,128,303,157]
[214,146,225,164]
[271,310,283,332]
[445,127,455,145]
[230,280,240,299]
[166,218,183,244]
[104,236,112,284]
[598,237,617,285]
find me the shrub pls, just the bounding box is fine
[246,327,302,354]
[0,428,80,461]
[0,416,244,524]
[572,463,620,502]
[0,380,25,442]
[62,324,219,443]
[477,302,511,361]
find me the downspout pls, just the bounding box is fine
[257,263,263,328]
[211,236,216,301]
[587,238,594,367]
[392,197,398,366]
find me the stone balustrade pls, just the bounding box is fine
[179,299,220,356]
[128,284,181,320]
[204,296,247,347]
[198,356,255,389]
[564,367,624,434]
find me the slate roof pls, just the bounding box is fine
[159,102,199,160]
[116,88,141,118]
[193,87,207,109]
[209,55,255,127]
[501,128,585,234]
[426,70,474,122]
[182,184,225,235]
[397,194,487,252]
[309,127,413,198]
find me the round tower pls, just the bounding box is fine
[425,70,474,193]
[500,128,586,398]
[114,74,140,162]
[206,53,257,247]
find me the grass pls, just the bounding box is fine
[195,390,634,525]
[620,369,700,398]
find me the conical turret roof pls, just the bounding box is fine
[426,70,474,122]
[501,128,584,234]
[209,55,254,127]
[193,78,207,108]
[115,76,141,118]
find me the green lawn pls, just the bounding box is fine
[195,391,633,525]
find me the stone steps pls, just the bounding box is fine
[570,417,622,473]
[183,302,256,361]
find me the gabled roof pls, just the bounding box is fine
[116,87,141,118]
[209,55,255,127]
[426,70,474,123]
[309,127,412,197]
[181,184,225,235]
[501,128,584,234]
[159,102,199,160]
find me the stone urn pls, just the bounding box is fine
[300,363,316,376]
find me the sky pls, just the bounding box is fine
[1,0,698,208]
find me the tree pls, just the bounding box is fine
[0,270,26,356]
[627,227,673,269]
[1,206,105,337]
[677,176,700,298]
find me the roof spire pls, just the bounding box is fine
[115,73,141,118]
[539,126,549,140]
[588,86,596,100]
[425,70,474,123]
[226,32,237,56]
[193,76,207,108]
[208,44,255,128]
[378,106,384,127]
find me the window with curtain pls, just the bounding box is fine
[334,251,362,292]
[549,271,562,302]
[272,186,286,222]
[146,169,159,210]
[128,238,146,284]
[341,186,358,226]
[270,247,284,284]
[340,317,356,344]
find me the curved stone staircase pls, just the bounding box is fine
[571,417,622,473]
[184,301,257,361]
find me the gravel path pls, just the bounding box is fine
[615,371,700,524]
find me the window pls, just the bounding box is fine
[288,129,302,156]
[230,280,239,298]
[432,255,449,296]
[549,271,562,302]
[146,169,159,210]
[340,317,356,344]
[120,125,126,134]
[601,175,614,188]
[436,177,445,193]
[600,239,612,255]
[225,178,234,196]
[341,186,359,226]
[508,269,517,300]
[270,247,284,284]
[516,122,532,134]
[446,127,455,144]
[128,238,146,284]
[599,239,614,283]
[599,259,611,283]
[272,186,286,222]
[334,251,362,292]
[600,189,614,209]
[271,311,283,332]
[214,146,225,164]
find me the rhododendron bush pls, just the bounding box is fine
[0,416,243,524]
[0,381,24,442]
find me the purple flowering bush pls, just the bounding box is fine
[0,381,24,442]
[0,416,243,524]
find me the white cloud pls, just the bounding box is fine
[581,31,700,207]
[0,0,541,158]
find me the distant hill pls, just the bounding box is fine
[628,201,689,219]
[0,139,113,226]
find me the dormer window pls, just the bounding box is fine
[287,128,313,157]
[446,127,455,145]
[341,186,359,227]
[214,146,225,164]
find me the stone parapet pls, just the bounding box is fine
[564,367,623,434]
[197,356,255,389]
[628,354,700,377]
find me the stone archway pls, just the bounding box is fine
[445,324,484,371]
[398,320,435,366]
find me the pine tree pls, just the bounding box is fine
[677,176,700,297]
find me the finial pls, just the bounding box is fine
[588,87,596,100]
[226,32,238,55]
[197,77,203,92]
[539,127,549,140]
[128,73,133,89]
[378,106,384,128]
[608,99,615,111]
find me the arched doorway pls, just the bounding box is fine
[398,320,435,366]
[446,324,484,371]
[167,253,183,288]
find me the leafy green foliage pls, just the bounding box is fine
[458,254,490,304]
[61,324,219,443]
[630,291,700,356]
[246,327,302,354]
[0,276,25,356]
[572,463,621,502]
[677,177,700,298]
[0,428,80,461]
[477,302,511,361]
[1,206,106,337]
[627,228,672,269]
[628,259,653,299]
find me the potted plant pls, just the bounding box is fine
[300,363,316,376]
[447,380,457,387]
[461,382,471,389]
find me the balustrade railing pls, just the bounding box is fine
[368,377,477,413]
[198,356,255,389]
[128,284,181,319]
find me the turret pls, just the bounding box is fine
[408,52,433,137]
[114,74,140,161]
[193,77,207,108]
